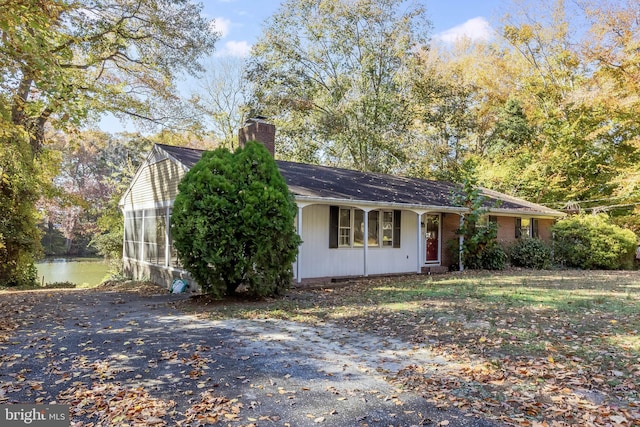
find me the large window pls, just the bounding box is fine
[331,207,400,248]
[168,209,181,268]
[353,210,365,246]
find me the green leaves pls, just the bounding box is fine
[247,0,430,173]
[172,141,301,298]
[552,214,637,270]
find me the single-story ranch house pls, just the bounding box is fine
[119,119,564,290]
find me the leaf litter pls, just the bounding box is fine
[2,271,640,426]
[183,269,640,426]
[0,286,240,426]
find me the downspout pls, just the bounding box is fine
[459,214,464,272]
[363,209,369,277]
[296,206,303,284]
[416,212,423,274]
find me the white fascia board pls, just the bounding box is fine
[292,196,465,214]
[293,196,565,218]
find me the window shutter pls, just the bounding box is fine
[393,210,401,248]
[329,206,339,248]
[515,217,522,238]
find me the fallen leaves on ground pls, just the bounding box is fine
[95,280,168,296]
[185,270,640,426]
[58,382,175,427]
[179,391,242,426]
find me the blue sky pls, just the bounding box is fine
[204,0,507,57]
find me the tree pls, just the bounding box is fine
[88,132,154,274]
[171,141,301,298]
[408,46,481,182]
[246,0,431,172]
[451,161,506,270]
[191,57,251,150]
[0,0,217,285]
[0,131,41,286]
[2,0,218,154]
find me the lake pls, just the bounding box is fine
[36,258,111,286]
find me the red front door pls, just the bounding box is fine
[425,215,439,262]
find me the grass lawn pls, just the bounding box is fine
[187,270,640,426]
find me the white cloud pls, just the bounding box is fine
[216,40,252,57]
[437,17,495,43]
[210,17,232,38]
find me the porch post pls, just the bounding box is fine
[296,205,303,284]
[363,209,369,277]
[416,212,423,273]
[459,214,465,272]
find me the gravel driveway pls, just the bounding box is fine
[0,289,498,426]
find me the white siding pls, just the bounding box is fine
[121,159,185,211]
[298,205,419,279]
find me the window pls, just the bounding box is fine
[477,215,498,228]
[339,208,351,247]
[330,207,401,248]
[123,208,167,266]
[368,211,379,246]
[124,211,143,260]
[515,218,540,238]
[143,208,167,265]
[353,209,364,246]
[382,211,394,247]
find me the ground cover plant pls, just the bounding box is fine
[187,270,640,426]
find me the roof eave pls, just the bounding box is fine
[293,195,565,218]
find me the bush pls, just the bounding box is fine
[479,244,508,270]
[509,238,552,269]
[171,141,302,298]
[449,238,507,271]
[552,214,637,270]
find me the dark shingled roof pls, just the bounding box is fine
[156,144,561,216]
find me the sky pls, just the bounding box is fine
[204,0,507,58]
[99,0,507,132]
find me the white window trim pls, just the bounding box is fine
[337,208,395,249]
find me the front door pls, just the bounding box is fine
[425,214,440,262]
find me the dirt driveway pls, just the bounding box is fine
[0,288,497,427]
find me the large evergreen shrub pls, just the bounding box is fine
[171,141,301,298]
[552,214,637,270]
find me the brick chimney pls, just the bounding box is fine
[238,117,276,156]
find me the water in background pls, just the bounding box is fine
[36,258,110,286]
